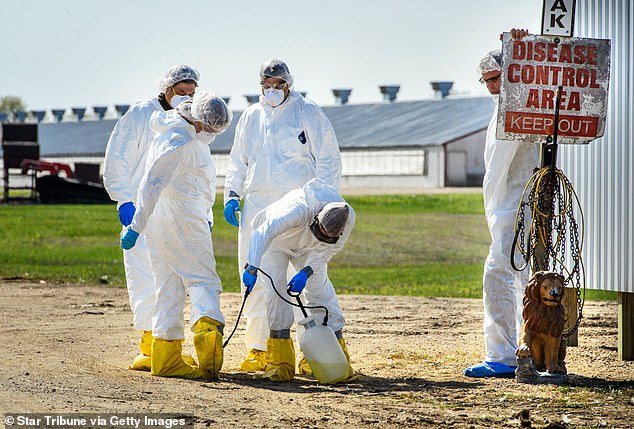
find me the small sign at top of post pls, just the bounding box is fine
[542,0,576,37]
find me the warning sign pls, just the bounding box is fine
[497,32,611,144]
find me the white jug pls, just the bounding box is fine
[297,315,350,384]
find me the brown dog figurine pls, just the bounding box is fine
[516,271,567,374]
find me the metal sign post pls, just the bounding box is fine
[532,87,562,275]
[499,30,610,284]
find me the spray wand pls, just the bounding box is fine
[222,267,329,348]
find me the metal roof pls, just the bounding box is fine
[38,119,118,157]
[323,96,493,149]
[34,96,494,156]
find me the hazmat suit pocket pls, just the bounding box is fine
[276,129,315,187]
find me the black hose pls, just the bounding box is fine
[222,290,249,348]
[221,267,331,348]
[258,267,330,326]
[511,220,530,272]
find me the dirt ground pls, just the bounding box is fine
[1,281,633,429]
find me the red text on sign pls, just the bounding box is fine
[512,41,598,65]
[507,64,600,88]
[505,111,599,137]
[525,89,581,111]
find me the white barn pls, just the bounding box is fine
[4,96,494,192]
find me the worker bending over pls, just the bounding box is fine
[242,178,355,382]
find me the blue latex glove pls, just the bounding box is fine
[287,267,313,294]
[121,228,140,250]
[118,202,136,227]
[242,264,258,294]
[224,199,240,227]
[208,220,213,234]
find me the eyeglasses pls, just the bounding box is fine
[479,74,501,84]
[171,85,195,97]
[260,81,287,90]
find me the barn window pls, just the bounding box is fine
[341,149,426,176]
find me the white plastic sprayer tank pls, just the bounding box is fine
[297,315,349,384]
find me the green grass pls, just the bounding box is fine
[0,204,124,284]
[330,194,491,297]
[0,194,616,300]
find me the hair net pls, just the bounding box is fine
[476,49,503,75]
[259,59,294,87]
[317,202,350,237]
[158,64,200,93]
[191,91,233,134]
[175,100,194,122]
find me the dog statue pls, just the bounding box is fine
[516,271,567,375]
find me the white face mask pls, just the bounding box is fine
[170,94,191,108]
[263,88,285,107]
[197,130,216,145]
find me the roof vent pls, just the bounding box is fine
[115,104,130,117]
[299,91,307,97]
[431,81,454,98]
[221,97,230,105]
[52,109,66,122]
[31,110,47,123]
[15,111,27,123]
[93,106,108,120]
[332,89,352,105]
[72,107,86,121]
[379,85,400,103]
[244,95,260,105]
[0,112,9,123]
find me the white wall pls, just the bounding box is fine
[40,145,448,191]
[445,128,487,186]
[559,0,633,292]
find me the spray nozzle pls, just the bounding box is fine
[297,314,318,329]
[286,286,301,298]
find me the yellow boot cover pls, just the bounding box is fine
[338,338,359,382]
[297,355,313,375]
[140,330,153,355]
[239,349,268,372]
[150,338,209,380]
[129,330,154,371]
[263,338,296,381]
[129,354,152,371]
[129,331,197,371]
[193,317,224,380]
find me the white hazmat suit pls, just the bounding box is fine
[104,97,166,333]
[121,93,231,380]
[244,178,355,381]
[481,96,539,367]
[247,178,354,333]
[224,90,342,355]
[130,109,224,341]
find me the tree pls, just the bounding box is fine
[0,96,27,114]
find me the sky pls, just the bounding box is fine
[1,0,544,117]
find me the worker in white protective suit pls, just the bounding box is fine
[103,65,200,371]
[223,59,342,372]
[119,92,232,380]
[241,178,355,381]
[464,29,540,378]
